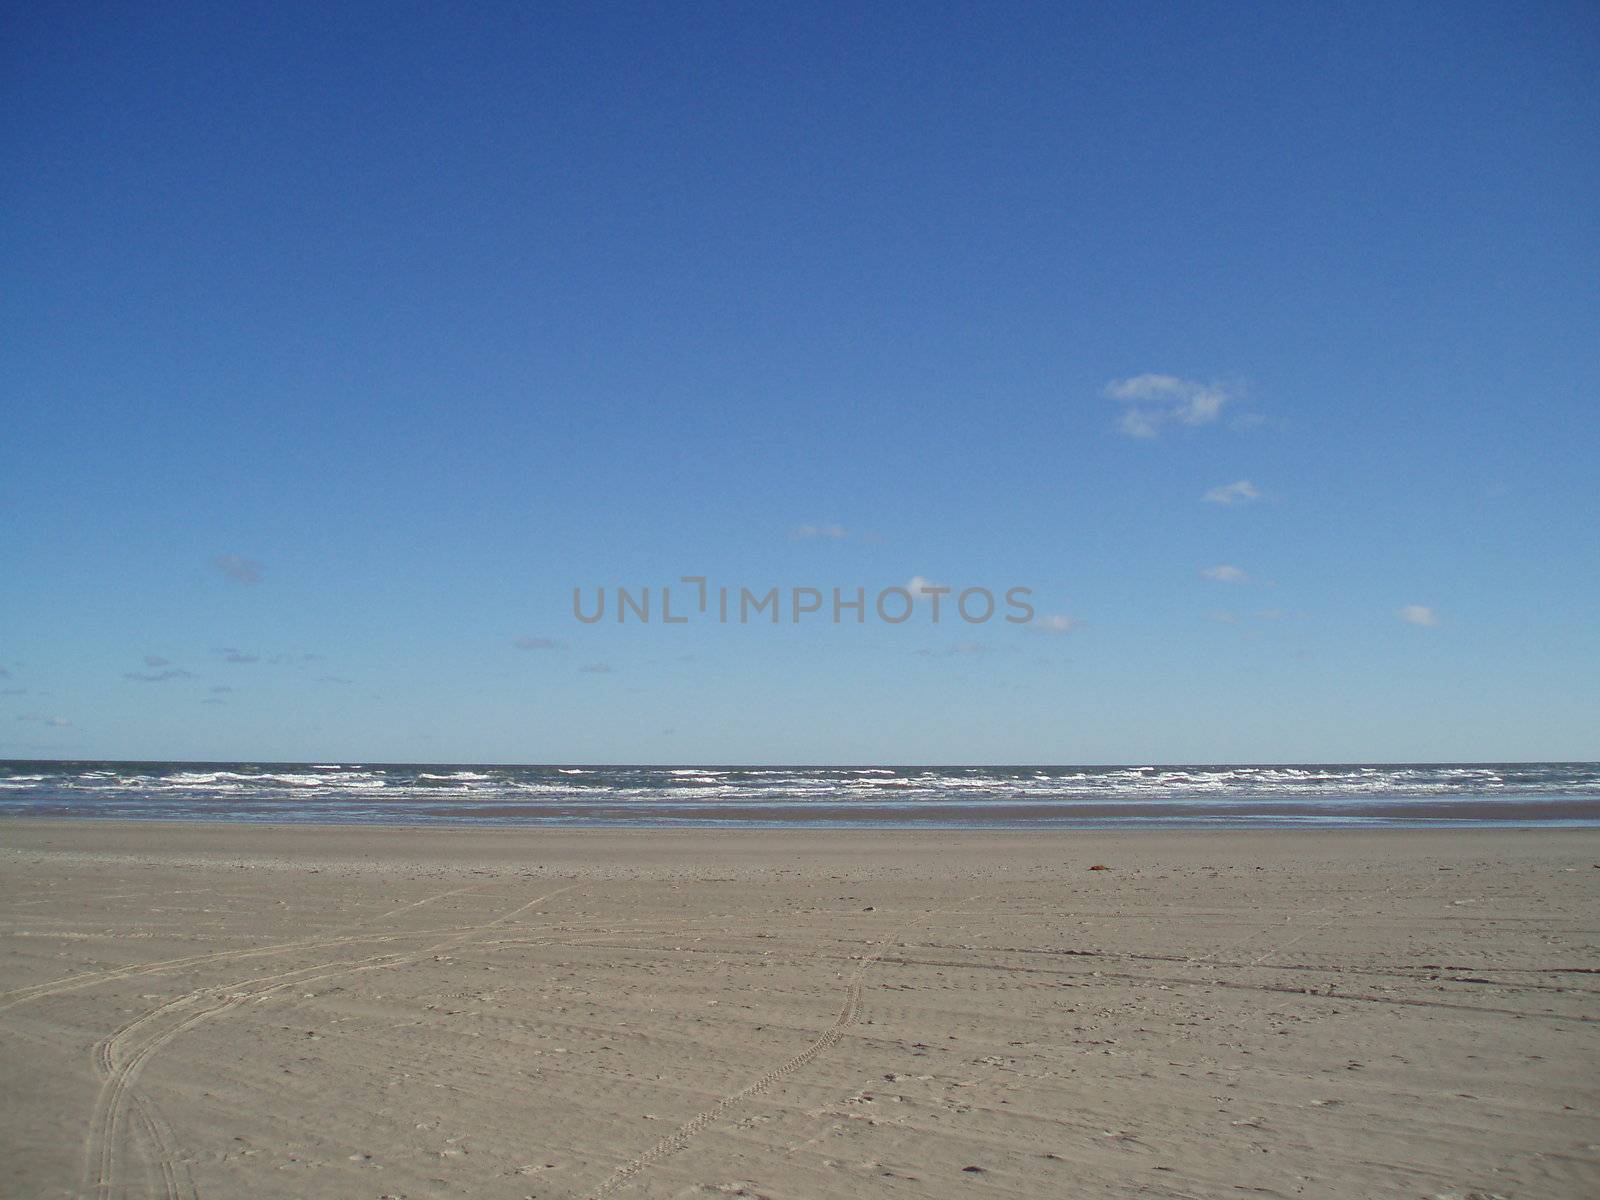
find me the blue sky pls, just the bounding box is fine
[2,2,1596,764]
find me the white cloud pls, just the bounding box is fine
[1118,408,1159,438]
[1397,605,1439,627]
[1201,565,1248,583]
[1104,374,1189,402]
[906,576,954,608]
[579,663,614,674]
[212,554,263,584]
[18,713,72,728]
[915,642,996,657]
[514,636,565,651]
[1105,374,1236,437]
[1215,608,1284,623]
[1028,614,1082,635]
[1202,479,1262,506]
[792,522,849,540]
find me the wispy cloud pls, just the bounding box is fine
[124,669,193,682]
[18,713,72,728]
[212,554,264,584]
[1028,614,1082,635]
[315,675,353,685]
[792,522,849,541]
[143,655,170,668]
[914,642,996,658]
[209,685,233,694]
[514,636,565,651]
[1212,608,1284,624]
[1202,479,1262,506]
[1201,565,1248,583]
[579,663,614,674]
[1397,604,1439,627]
[210,648,318,666]
[908,576,984,617]
[1105,374,1236,437]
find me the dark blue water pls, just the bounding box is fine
[2,761,1598,828]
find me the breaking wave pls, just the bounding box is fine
[0,761,1596,828]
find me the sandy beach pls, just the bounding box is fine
[2,821,1597,1199]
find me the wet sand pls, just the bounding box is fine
[2,820,1597,1199]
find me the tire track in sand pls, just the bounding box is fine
[79,882,578,1200]
[1,883,491,1012]
[579,897,980,1200]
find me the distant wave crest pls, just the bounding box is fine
[0,761,1596,829]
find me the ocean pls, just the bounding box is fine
[1,760,1598,828]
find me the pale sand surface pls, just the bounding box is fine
[2,822,1597,1200]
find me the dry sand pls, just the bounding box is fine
[1,821,1597,1200]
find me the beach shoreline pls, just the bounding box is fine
[7,761,1597,831]
[6,813,1600,855]
[3,821,1597,1198]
